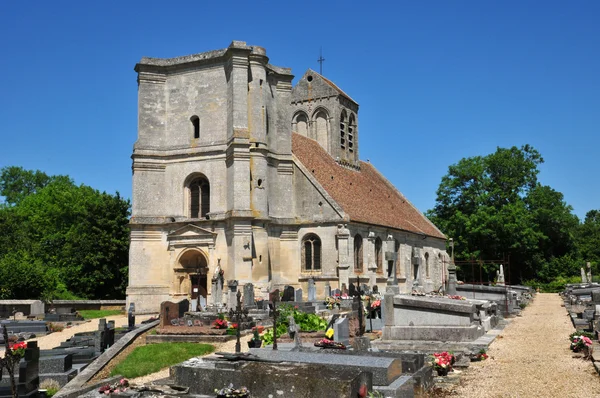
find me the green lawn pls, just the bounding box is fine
[78,309,123,319]
[110,343,215,378]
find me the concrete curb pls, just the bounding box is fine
[54,320,159,398]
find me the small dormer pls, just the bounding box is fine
[291,70,359,163]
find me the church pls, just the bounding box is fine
[127,41,448,313]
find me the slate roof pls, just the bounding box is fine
[292,133,446,239]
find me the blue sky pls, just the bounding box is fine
[1,1,598,220]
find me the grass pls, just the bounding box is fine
[78,309,123,319]
[110,343,215,378]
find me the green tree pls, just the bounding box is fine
[578,210,600,273]
[0,166,131,299]
[0,166,69,206]
[428,145,579,283]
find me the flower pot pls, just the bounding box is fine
[436,368,449,377]
[247,340,262,348]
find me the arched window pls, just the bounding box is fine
[348,113,356,153]
[191,116,200,139]
[340,110,347,150]
[354,234,363,272]
[188,176,210,218]
[375,237,383,273]
[302,234,321,271]
[314,110,329,151]
[292,112,309,137]
[425,252,430,278]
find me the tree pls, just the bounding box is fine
[578,210,600,274]
[0,166,69,206]
[0,166,131,299]
[428,145,579,283]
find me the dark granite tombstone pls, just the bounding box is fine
[349,283,357,297]
[127,303,135,330]
[373,285,379,294]
[243,283,255,308]
[282,286,295,302]
[160,300,190,328]
[0,341,40,398]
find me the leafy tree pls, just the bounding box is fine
[0,166,130,299]
[578,210,600,275]
[0,166,69,206]
[428,145,580,283]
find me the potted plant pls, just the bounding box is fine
[215,384,250,398]
[470,349,489,362]
[431,352,454,376]
[247,327,262,348]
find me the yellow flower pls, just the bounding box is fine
[325,328,334,339]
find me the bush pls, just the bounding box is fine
[40,379,60,397]
[47,323,64,333]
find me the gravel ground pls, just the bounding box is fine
[442,293,600,398]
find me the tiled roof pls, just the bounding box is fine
[292,133,446,239]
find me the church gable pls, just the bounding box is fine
[167,224,217,248]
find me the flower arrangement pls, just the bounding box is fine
[98,378,129,395]
[248,326,263,348]
[325,328,334,339]
[446,295,466,300]
[431,352,454,375]
[213,318,228,329]
[215,384,250,397]
[571,335,593,352]
[226,323,239,335]
[470,349,489,361]
[314,338,346,349]
[324,296,341,310]
[8,342,27,359]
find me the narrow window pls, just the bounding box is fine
[191,116,200,139]
[425,252,430,278]
[189,176,210,218]
[348,113,356,153]
[375,237,383,273]
[354,234,363,272]
[302,234,322,271]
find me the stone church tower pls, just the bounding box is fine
[127,42,448,313]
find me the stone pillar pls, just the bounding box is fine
[497,264,505,286]
[581,267,588,283]
[447,262,458,296]
[367,231,377,284]
[336,224,351,289]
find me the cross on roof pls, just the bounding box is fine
[317,47,325,75]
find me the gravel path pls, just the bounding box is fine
[445,293,600,398]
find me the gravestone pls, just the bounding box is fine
[361,284,370,295]
[349,283,357,297]
[333,288,341,296]
[287,316,302,350]
[199,296,207,310]
[295,288,303,302]
[282,286,295,302]
[324,282,332,298]
[243,283,255,308]
[160,300,189,328]
[308,279,316,302]
[372,285,379,295]
[127,303,135,330]
[227,280,239,310]
[341,283,348,295]
[333,317,350,346]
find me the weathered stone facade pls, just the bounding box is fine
[127,41,448,313]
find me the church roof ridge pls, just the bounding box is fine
[306,69,358,105]
[292,132,446,239]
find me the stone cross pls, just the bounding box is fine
[582,267,588,283]
[287,315,302,350]
[212,266,224,307]
[269,290,280,351]
[228,290,248,354]
[353,277,364,337]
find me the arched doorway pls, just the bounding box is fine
[178,249,208,300]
